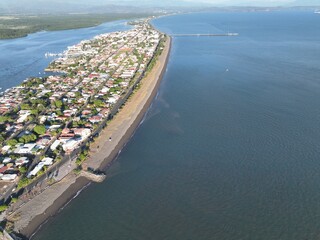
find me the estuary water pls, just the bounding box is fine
[28,11,320,239]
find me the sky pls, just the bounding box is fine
[0,0,319,7]
[0,0,319,14]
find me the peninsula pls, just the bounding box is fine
[0,13,155,39]
[0,18,171,238]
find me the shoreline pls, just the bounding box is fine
[12,34,172,239]
[85,35,172,172]
[28,176,91,239]
[0,14,154,41]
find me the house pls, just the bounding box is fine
[88,73,100,79]
[1,174,17,181]
[100,108,110,117]
[17,110,31,123]
[61,128,71,134]
[42,157,54,166]
[49,125,61,130]
[100,87,110,94]
[0,166,8,174]
[39,115,47,124]
[15,143,37,154]
[73,128,91,139]
[1,145,11,154]
[2,157,12,164]
[55,116,68,121]
[28,162,45,177]
[50,140,61,151]
[63,110,74,117]
[15,157,29,166]
[63,139,80,153]
[89,115,103,124]
[82,109,92,115]
[36,136,52,146]
[107,97,117,104]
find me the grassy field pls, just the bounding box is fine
[0,13,154,39]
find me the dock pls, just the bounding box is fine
[171,33,239,37]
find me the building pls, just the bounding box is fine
[14,143,37,154]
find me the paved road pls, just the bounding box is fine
[86,36,171,171]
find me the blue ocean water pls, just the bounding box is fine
[29,10,320,239]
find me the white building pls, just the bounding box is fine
[50,140,61,151]
[1,174,17,181]
[15,143,36,154]
[28,162,45,177]
[42,157,54,166]
[63,139,80,152]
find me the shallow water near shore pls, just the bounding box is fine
[27,10,320,239]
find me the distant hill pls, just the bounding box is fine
[289,0,320,6]
[0,0,204,14]
[0,1,153,14]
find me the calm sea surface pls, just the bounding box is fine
[22,11,320,239]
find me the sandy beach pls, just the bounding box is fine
[85,36,172,171]
[8,35,171,238]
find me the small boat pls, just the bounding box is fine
[315,10,320,14]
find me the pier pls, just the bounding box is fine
[80,170,106,183]
[171,33,239,37]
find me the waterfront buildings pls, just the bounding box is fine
[0,19,164,201]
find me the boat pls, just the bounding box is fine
[315,10,320,14]
[227,32,239,36]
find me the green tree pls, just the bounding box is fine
[33,124,46,135]
[19,166,27,174]
[93,99,103,108]
[54,100,63,108]
[19,134,37,143]
[37,104,45,112]
[0,116,8,123]
[30,109,39,115]
[7,139,18,146]
[20,103,31,110]
[27,115,34,122]
[18,177,32,189]
[0,205,8,212]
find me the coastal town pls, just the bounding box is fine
[0,18,166,219]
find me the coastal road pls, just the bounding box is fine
[85,36,171,171]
